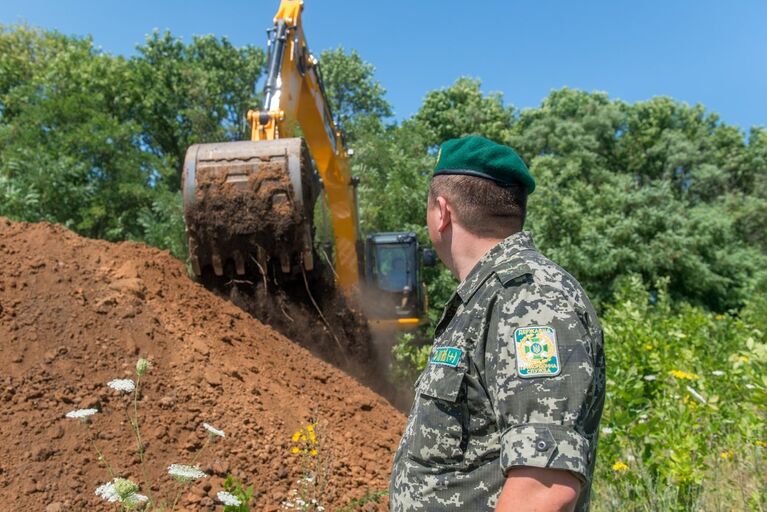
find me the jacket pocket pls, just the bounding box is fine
[407,365,467,465]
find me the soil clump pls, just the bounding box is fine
[0,218,404,511]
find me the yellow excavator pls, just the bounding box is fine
[182,0,434,332]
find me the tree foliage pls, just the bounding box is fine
[318,47,392,139]
[509,88,766,310]
[0,26,265,256]
[0,25,764,313]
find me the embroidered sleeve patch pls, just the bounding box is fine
[430,347,463,367]
[513,326,561,378]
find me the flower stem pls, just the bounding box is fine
[87,423,116,479]
[169,435,212,510]
[129,374,156,509]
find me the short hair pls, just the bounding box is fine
[428,174,527,238]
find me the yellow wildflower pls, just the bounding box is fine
[291,431,301,442]
[643,344,653,351]
[306,423,315,432]
[670,369,699,380]
[755,440,767,448]
[308,429,317,445]
[738,355,749,363]
[291,447,300,454]
[719,451,733,460]
[612,461,629,473]
[310,449,318,457]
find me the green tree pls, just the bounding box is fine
[509,88,766,311]
[0,26,159,240]
[134,31,265,191]
[0,26,266,257]
[415,77,514,146]
[317,47,392,140]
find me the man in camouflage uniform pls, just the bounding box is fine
[390,136,605,512]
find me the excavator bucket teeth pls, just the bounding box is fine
[182,138,319,278]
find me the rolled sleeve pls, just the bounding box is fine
[500,424,590,483]
[485,282,598,483]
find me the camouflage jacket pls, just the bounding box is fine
[389,231,605,511]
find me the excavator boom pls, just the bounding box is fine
[184,0,359,291]
[182,0,430,333]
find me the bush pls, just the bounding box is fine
[593,277,766,511]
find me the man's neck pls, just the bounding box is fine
[450,228,511,282]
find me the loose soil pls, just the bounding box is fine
[0,218,405,511]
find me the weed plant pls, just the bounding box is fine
[64,358,251,510]
[281,420,331,511]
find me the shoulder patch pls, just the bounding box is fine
[430,347,463,367]
[513,326,561,378]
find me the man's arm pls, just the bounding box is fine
[496,467,581,512]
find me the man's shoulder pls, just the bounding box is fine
[492,249,595,315]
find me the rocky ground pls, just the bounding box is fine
[0,218,404,511]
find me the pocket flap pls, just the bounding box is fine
[417,364,466,402]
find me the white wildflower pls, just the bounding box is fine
[217,491,242,506]
[711,370,725,376]
[95,482,119,502]
[643,374,657,381]
[745,384,755,390]
[686,385,707,404]
[107,378,136,393]
[601,427,613,435]
[167,463,207,482]
[96,479,147,506]
[202,422,225,438]
[123,493,149,507]
[66,408,98,419]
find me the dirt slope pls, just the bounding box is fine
[0,218,405,511]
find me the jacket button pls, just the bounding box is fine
[536,440,548,452]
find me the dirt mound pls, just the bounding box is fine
[0,218,404,511]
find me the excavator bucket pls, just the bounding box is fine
[182,138,319,278]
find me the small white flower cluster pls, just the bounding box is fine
[217,490,242,507]
[65,408,98,420]
[601,427,614,435]
[107,378,136,393]
[95,478,148,507]
[95,481,120,503]
[281,488,324,511]
[167,463,207,482]
[643,374,657,381]
[203,422,225,438]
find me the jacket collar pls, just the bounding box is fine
[455,231,536,304]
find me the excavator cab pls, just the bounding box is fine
[363,232,435,330]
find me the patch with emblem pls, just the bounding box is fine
[430,346,462,367]
[513,326,561,378]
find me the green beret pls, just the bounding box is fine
[433,135,535,193]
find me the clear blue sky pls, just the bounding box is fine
[3,0,766,131]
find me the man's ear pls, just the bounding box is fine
[437,196,452,233]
